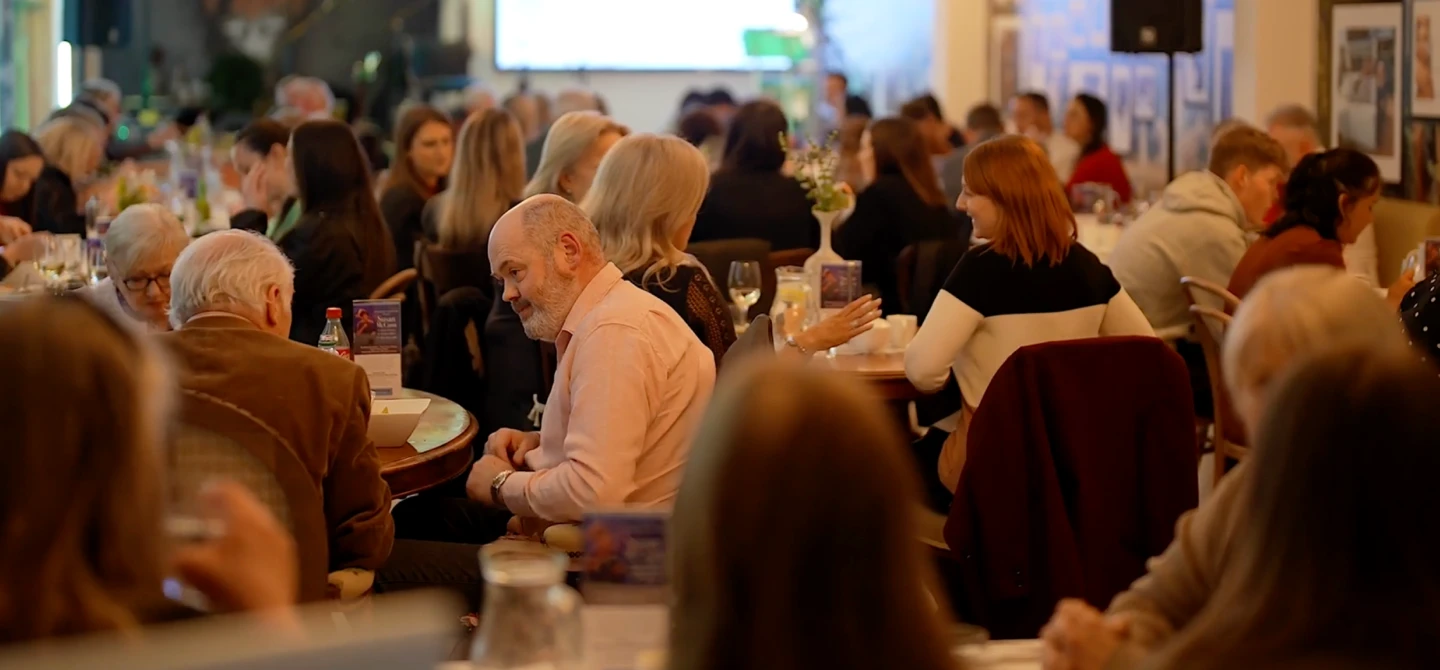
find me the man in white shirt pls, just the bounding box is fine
[1011,92,1081,182]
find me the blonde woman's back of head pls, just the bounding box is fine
[669,360,960,670]
[581,133,709,285]
[36,115,104,181]
[0,297,171,643]
[525,111,630,200]
[439,109,527,252]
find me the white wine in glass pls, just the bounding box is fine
[727,261,763,330]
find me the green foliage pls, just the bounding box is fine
[206,52,266,114]
[780,130,850,212]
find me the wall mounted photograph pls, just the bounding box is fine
[1331,3,1403,181]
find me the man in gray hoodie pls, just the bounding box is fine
[1109,126,1289,333]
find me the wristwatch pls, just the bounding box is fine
[490,469,515,509]
[785,334,812,357]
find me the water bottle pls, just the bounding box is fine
[470,543,583,669]
[317,307,351,360]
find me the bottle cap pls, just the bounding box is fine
[326,307,342,319]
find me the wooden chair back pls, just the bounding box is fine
[370,268,418,301]
[1187,304,1250,488]
[170,390,329,602]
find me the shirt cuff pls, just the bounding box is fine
[501,470,539,518]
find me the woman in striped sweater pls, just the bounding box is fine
[904,135,1154,506]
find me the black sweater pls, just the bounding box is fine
[691,170,819,252]
[380,185,430,272]
[834,173,971,312]
[280,212,372,346]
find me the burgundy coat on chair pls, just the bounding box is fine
[941,337,1198,639]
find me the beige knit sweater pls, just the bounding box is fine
[1104,463,1251,667]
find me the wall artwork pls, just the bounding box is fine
[990,15,1021,107]
[1413,1,1440,118]
[1135,65,1160,121]
[1331,3,1404,181]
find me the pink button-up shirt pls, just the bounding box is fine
[500,263,716,522]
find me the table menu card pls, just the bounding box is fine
[352,299,402,398]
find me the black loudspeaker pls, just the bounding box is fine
[1111,0,1203,54]
[63,0,131,48]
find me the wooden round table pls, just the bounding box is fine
[377,389,479,498]
[816,351,925,401]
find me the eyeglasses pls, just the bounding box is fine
[121,274,171,291]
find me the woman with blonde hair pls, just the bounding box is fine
[668,360,964,670]
[524,110,628,203]
[582,134,881,367]
[904,134,1153,507]
[0,297,299,643]
[423,109,526,253]
[1042,266,1413,670]
[29,114,105,235]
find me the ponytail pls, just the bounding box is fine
[1267,148,1380,241]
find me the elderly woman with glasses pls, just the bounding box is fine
[80,204,190,331]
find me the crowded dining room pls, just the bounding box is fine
[5,0,1440,668]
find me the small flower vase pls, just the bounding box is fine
[804,208,845,312]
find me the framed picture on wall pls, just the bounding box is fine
[1331,3,1404,181]
[1213,8,1236,122]
[1110,64,1135,155]
[1135,65,1160,121]
[1413,1,1440,118]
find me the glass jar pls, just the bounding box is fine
[770,265,813,343]
[470,543,583,670]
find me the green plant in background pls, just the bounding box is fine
[206,51,266,115]
[780,130,850,212]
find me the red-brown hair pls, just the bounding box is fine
[387,104,452,198]
[963,135,1075,266]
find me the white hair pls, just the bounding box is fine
[169,230,296,329]
[1224,266,1406,396]
[553,88,601,116]
[524,111,630,199]
[465,82,498,113]
[103,204,190,277]
[275,75,335,117]
[80,78,122,104]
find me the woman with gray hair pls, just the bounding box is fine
[81,204,190,331]
[1039,265,1411,670]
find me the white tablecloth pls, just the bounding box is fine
[1075,213,1120,265]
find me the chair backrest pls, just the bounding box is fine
[897,239,970,319]
[1188,304,1249,485]
[1374,197,1440,285]
[942,337,1198,638]
[762,248,814,317]
[171,390,329,602]
[687,238,772,319]
[722,314,774,369]
[418,241,495,300]
[369,268,418,301]
[1180,276,1241,314]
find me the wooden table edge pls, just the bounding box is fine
[379,409,481,498]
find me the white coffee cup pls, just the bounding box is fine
[887,314,918,349]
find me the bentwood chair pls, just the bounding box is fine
[370,268,418,302]
[170,390,333,603]
[1187,302,1250,489]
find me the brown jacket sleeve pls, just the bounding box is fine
[1104,464,1250,660]
[324,369,395,570]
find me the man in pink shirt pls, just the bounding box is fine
[467,194,716,523]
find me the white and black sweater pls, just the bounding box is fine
[904,244,1155,427]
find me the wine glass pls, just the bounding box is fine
[727,261,762,333]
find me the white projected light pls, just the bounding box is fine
[56,41,73,107]
[494,0,799,71]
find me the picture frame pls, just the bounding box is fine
[1110,63,1135,155]
[990,15,1022,108]
[1413,1,1440,118]
[1330,3,1404,182]
[1134,65,1160,121]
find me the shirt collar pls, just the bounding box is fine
[182,312,262,331]
[559,262,624,340]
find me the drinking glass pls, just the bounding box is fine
[727,261,762,332]
[38,234,86,290]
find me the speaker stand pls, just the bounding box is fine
[1167,53,1178,183]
